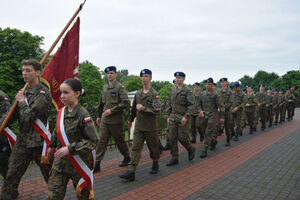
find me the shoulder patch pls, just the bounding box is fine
[155,95,159,99]
[4,97,8,101]
[123,93,128,99]
[84,116,92,123]
[40,90,46,94]
[154,102,160,108]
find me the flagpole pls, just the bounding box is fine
[0,1,86,134]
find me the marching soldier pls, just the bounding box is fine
[231,82,245,141]
[278,89,287,123]
[94,66,130,172]
[266,88,274,127]
[273,89,280,125]
[0,59,52,200]
[190,82,203,143]
[166,72,195,166]
[285,88,297,121]
[47,78,98,199]
[218,78,233,146]
[0,90,11,179]
[256,84,267,131]
[244,86,257,134]
[163,79,176,151]
[199,78,224,158]
[119,69,161,181]
[290,86,299,118]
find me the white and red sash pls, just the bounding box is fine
[24,97,52,164]
[2,127,16,148]
[56,107,95,199]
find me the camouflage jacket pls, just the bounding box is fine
[256,92,267,107]
[231,91,245,112]
[192,91,202,116]
[278,94,287,107]
[244,93,257,112]
[0,90,11,148]
[265,94,274,109]
[166,84,195,122]
[129,88,161,131]
[218,88,233,111]
[199,90,224,118]
[97,81,129,124]
[50,104,98,172]
[0,83,52,148]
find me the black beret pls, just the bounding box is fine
[259,84,265,87]
[140,69,152,77]
[174,72,185,78]
[172,79,176,84]
[193,82,201,86]
[104,66,117,73]
[205,77,214,83]
[219,78,228,82]
[233,81,240,87]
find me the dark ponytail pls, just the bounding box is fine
[63,78,85,96]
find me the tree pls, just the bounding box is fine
[253,70,279,89]
[151,81,170,92]
[0,27,45,98]
[78,61,104,107]
[123,75,142,92]
[158,83,173,102]
[239,75,255,89]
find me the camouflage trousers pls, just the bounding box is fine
[190,115,203,141]
[47,169,92,200]
[0,146,51,200]
[128,130,160,172]
[232,111,242,136]
[258,106,267,128]
[0,147,10,179]
[96,122,129,162]
[168,119,193,159]
[201,115,218,151]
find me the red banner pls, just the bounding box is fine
[41,17,80,109]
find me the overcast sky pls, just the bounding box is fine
[2,0,300,84]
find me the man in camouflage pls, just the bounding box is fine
[0,90,11,179]
[95,66,130,172]
[119,69,161,181]
[166,72,195,166]
[278,89,287,123]
[266,88,274,127]
[231,82,245,141]
[218,78,232,146]
[190,82,203,143]
[273,89,280,125]
[290,86,299,118]
[285,88,297,121]
[256,84,267,131]
[244,86,257,134]
[0,59,52,200]
[199,78,224,158]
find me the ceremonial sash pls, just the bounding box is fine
[2,127,16,148]
[56,107,95,199]
[25,97,52,164]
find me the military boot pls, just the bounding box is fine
[225,139,231,147]
[163,143,170,151]
[188,147,195,160]
[210,141,218,150]
[254,126,257,132]
[200,151,207,158]
[119,156,131,167]
[166,158,179,166]
[119,170,135,181]
[249,128,253,135]
[233,136,239,141]
[94,161,101,173]
[149,162,159,174]
[190,138,196,144]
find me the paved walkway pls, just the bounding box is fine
[1,109,299,200]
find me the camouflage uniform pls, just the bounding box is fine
[95,81,130,163]
[47,104,98,200]
[266,94,274,126]
[244,93,257,133]
[218,88,233,144]
[199,90,224,152]
[166,84,195,160]
[256,92,267,130]
[290,90,299,117]
[191,91,203,142]
[273,93,280,124]
[278,93,287,123]
[127,88,161,172]
[0,83,52,200]
[231,91,245,138]
[285,93,296,121]
[0,90,11,179]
